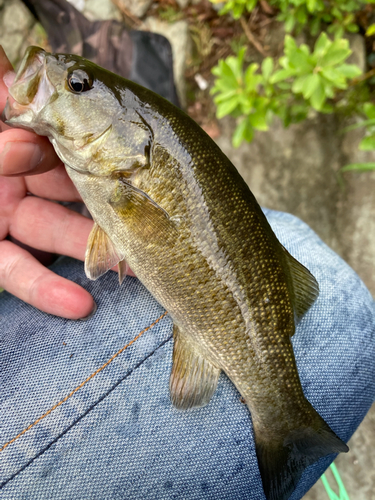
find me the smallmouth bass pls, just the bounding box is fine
[4,46,348,500]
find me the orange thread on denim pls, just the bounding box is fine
[0,310,168,453]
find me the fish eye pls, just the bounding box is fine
[67,69,93,93]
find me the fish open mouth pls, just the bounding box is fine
[2,46,56,127]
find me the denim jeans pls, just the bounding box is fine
[0,209,374,500]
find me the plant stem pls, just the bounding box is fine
[239,17,266,56]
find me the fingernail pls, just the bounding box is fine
[78,301,97,321]
[0,141,43,175]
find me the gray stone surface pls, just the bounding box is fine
[143,17,190,107]
[176,0,190,8]
[0,0,35,65]
[66,0,85,12]
[116,0,153,18]
[83,0,122,21]
[346,33,366,72]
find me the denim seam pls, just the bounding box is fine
[0,313,173,490]
[0,310,168,456]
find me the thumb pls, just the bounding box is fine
[0,129,62,176]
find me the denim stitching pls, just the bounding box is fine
[0,310,168,455]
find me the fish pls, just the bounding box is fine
[4,46,349,500]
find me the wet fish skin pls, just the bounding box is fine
[4,46,349,500]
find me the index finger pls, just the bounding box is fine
[0,240,96,319]
[0,45,14,111]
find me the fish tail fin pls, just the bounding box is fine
[255,412,348,500]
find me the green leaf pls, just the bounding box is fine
[232,118,254,147]
[292,74,309,93]
[359,135,375,150]
[212,61,238,88]
[347,23,359,33]
[261,57,274,80]
[321,47,351,67]
[270,68,295,83]
[363,103,375,119]
[216,96,241,118]
[310,17,321,35]
[245,63,260,90]
[320,39,351,67]
[321,82,335,98]
[288,49,312,70]
[335,63,362,78]
[277,81,292,89]
[300,44,310,56]
[314,32,329,57]
[232,3,245,19]
[284,35,298,56]
[227,48,246,81]
[341,162,375,172]
[249,108,269,130]
[332,6,342,19]
[296,7,307,24]
[284,15,296,32]
[310,80,326,110]
[213,89,238,103]
[306,0,317,13]
[301,73,320,98]
[366,23,375,36]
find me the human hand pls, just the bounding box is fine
[0,46,122,320]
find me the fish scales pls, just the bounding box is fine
[4,46,349,500]
[129,103,306,429]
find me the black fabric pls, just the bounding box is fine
[21,0,180,106]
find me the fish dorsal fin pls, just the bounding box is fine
[282,246,319,324]
[85,222,124,280]
[109,179,178,244]
[170,324,221,410]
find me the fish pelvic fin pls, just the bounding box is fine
[170,324,221,410]
[118,259,129,285]
[282,246,319,324]
[255,412,349,500]
[85,222,124,280]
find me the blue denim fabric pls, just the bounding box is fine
[0,209,374,500]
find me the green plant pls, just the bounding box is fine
[210,0,258,19]
[341,103,375,171]
[210,0,373,37]
[211,33,362,147]
[275,0,367,37]
[158,5,184,23]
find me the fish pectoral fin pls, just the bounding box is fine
[283,246,319,325]
[109,179,178,243]
[170,324,221,410]
[85,222,124,280]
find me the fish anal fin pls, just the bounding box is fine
[170,324,221,410]
[255,411,348,500]
[85,222,124,280]
[283,246,319,325]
